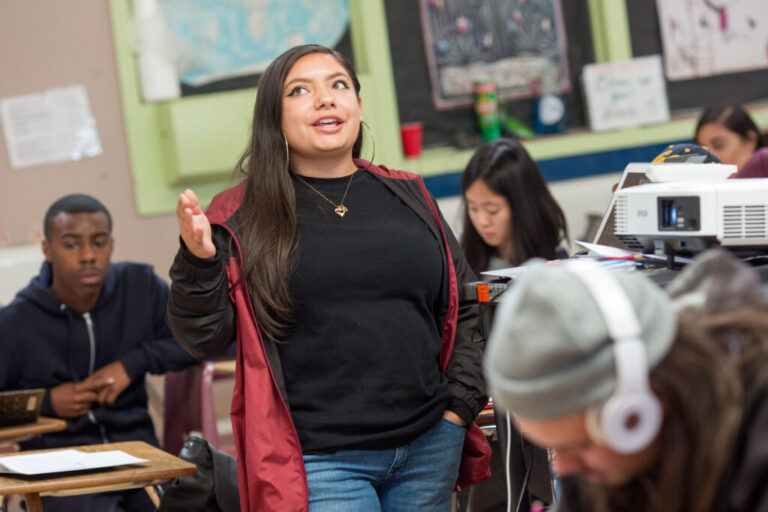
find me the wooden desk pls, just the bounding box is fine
[0,417,67,444]
[475,407,496,429]
[0,441,196,512]
[475,405,498,441]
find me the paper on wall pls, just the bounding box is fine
[0,85,103,169]
[656,0,768,80]
[132,0,180,102]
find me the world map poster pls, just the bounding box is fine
[156,0,349,86]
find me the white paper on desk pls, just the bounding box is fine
[0,449,148,475]
[574,240,634,257]
[480,266,527,279]
[480,253,637,279]
[574,240,693,264]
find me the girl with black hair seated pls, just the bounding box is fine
[461,138,569,276]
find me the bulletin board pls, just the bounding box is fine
[626,0,768,112]
[385,0,594,149]
[419,0,570,110]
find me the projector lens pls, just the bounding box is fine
[658,196,700,231]
[660,199,677,228]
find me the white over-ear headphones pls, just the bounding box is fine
[565,260,663,454]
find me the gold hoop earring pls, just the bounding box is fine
[283,135,290,169]
[361,120,375,170]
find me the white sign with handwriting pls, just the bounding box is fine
[582,55,670,132]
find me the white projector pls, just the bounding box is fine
[613,178,768,255]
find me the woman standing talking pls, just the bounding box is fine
[168,45,489,511]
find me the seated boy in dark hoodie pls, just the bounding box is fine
[0,194,198,512]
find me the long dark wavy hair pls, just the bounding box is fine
[236,44,362,343]
[695,104,767,150]
[460,138,568,274]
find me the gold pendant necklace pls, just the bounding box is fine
[294,171,356,218]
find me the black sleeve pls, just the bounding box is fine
[0,315,20,391]
[119,271,200,379]
[0,308,56,416]
[167,228,237,359]
[436,200,489,424]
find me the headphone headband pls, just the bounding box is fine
[564,260,662,454]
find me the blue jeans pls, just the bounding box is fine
[303,417,465,512]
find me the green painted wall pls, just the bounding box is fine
[111,0,768,215]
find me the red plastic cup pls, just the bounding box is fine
[400,122,423,158]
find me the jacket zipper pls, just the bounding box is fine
[82,312,109,443]
[83,312,96,375]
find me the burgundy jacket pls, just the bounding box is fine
[168,161,491,511]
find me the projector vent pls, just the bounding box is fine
[614,195,629,233]
[722,205,767,239]
[616,235,644,250]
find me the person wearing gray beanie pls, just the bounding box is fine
[484,250,768,512]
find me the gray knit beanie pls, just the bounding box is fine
[485,262,677,419]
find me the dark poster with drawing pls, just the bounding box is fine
[419,0,570,110]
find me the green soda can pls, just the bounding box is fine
[473,79,502,142]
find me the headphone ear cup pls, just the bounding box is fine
[599,391,663,454]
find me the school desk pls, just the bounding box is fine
[0,440,196,512]
[0,417,67,445]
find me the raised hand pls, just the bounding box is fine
[177,189,216,259]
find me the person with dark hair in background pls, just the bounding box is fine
[167,44,490,511]
[0,193,198,512]
[459,138,569,511]
[460,138,569,276]
[695,104,766,171]
[485,249,768,512]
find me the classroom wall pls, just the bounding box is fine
[0,1,619,281]
[0,1,179,280]
[0,3,182,435]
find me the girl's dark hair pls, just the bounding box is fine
[236,44,362,343]
[460,138,568,274]
[695,105,766,149]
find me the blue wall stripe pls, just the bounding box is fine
[423,140,686,198]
